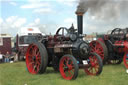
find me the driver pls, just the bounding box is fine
[68,24,77,34]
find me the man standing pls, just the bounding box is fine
[0,51,3,63]
[5,51,10,62]
[14,53,18,62]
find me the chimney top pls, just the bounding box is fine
[76,6,88,15]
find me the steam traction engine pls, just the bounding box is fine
[90,28,128,68]
[25,12,103,80]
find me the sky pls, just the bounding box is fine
[0,0,128,37]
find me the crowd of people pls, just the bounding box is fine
[0,51,18,63]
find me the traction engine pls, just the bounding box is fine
[90,28,128,68]
[25,12,103,80]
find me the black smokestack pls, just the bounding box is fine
[77,14,83,34]
[76,7,87,35]
[76,12,83,34]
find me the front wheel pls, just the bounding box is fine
[85,52,103,75]
[59,54,79,80]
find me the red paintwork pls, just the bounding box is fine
[113,41,128,53]
[85,54,100,75]
[59,56,74,80]
[26,44,41,74]
[90,40,104,60]
[25,26,103,80]
[113,40,128,68]
[123,53,128,68]
[93,34,128,68]
[0,37,11,55]
[98,38,105,43]
[47,34,70,48]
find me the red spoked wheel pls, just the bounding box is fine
[123,53,128,69]
[85,52,103,75]
[90,40,108,64]
[59,55,78,80]
[26,42,48,74]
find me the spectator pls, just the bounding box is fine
[14,53,18,62]
[5,51,10,62]
[0,51,3,63]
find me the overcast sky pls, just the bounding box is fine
[0,0,128,37]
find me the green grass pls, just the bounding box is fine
[0,62,128,85]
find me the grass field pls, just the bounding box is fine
[0,62,128,85]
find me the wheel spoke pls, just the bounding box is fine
[68,70,72,76]
[36,51,40,57]
[85,53,102,76]
[28,62,34,69]
[94,67,98,73]
[32,65,36,73]
[36,64,40,72]
[90,40,107,63]
[59,55,77,80]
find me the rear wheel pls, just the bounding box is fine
[85,52,103,75]
[59,54,78,80]
[123,54,128,68]
[26,42,48,74]
[90,40,108,64]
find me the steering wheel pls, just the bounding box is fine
[56,27,68,36]
[111,28,121,35]
[111,28,125,40]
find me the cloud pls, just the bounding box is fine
[27,18,40,26]
[10,2,17,6]
[20,1,52,14]
[27,18,46,34]
[0,18,3,24]
[33,8,52,14]
[0,18,3,33]
[5,16,26,28]
[35,18,40,24]
[82,13,128,34]
[6,16,18,24]
[63,17,77,28]
[0,16,27,36]
[64,18,76,23]
[12,18,26,28]
[20,2,50,9]
[57,0,77,6]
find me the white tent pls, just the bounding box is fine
[17,27,45,36]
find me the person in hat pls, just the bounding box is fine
[5,51,10,62]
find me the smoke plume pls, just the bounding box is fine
[76,0,128,20]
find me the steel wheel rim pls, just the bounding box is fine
[85,55,100,75]
[59,56,74,80]
[26,44,41,74]
[90,41,104,60]
[123,54,128,68]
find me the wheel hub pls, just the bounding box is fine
[91,62,95,67]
